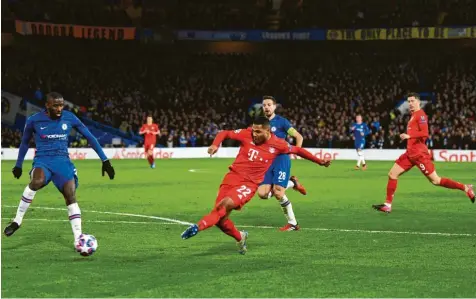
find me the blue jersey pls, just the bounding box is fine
[350,122,371,149]
[261,114,293,187]
[16,110,108,168]
[269,114,293,139]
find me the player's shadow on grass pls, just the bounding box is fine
[191,240,268,257]
[1,234,47,250]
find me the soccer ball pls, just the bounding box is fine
[75,234,98,256]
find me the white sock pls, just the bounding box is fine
[356,159,361,167]
[13,186,37,225]
[361,157,366,165]
[67,203,82,241]
[279,195,297,225]
[286,180,295,189]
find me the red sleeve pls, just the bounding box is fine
[275,139,323,165]
[289,146,323,165]
[212,128,249,147]
[410,112,429,139]
[140,124,146,132]
[155,124,159,132]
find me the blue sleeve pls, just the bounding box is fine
[73,116,108,161]
[349,123,356,134]
[365,124,371,136]
[15,118,34,168]
[283,118,293,132]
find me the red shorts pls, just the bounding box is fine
[215,172,258,210]
[395,152,435,176]
[144,144,154,153]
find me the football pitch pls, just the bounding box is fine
[1,159,475,298]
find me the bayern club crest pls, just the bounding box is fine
[269,147,275,153]
[62,124,68,130]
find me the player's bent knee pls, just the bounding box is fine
[429,176,441,186]
[217,197,236,211]
[272,186,285,199]
[257,185,271,199]
[29,179,44,190]
[388,171,399,180]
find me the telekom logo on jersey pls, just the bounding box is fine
[248,149,260,161]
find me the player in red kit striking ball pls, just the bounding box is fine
[373,93,475,213]
[139,116,160,169]
[181,117,331,254]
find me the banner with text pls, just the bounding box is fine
[2,148,475,163]
[176,29,326,41]
[15,20,136,40]
[327,26,476,41]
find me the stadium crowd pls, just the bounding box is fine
[2,39,475,150]
[5,0,476,30]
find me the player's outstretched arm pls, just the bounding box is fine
[13,120,34,178]
[208,129,247,156]
[73,117,115,179]
[290,146,331,167]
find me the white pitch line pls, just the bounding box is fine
[2,205,193,226]
[1,218,172,225]
[2,205,474,237]
[188,169,209,173]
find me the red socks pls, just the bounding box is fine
[440,178,465,191]
[217,219,242,242]
[147,155,154,165]
[385,178,398,204]
[198,206,227,231]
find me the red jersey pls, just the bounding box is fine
[212,128,322,185]
[406,109,429,158]
[140,123,159,145]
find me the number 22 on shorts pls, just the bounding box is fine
[236,185,251,199]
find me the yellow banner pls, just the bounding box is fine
[327,27,476,41]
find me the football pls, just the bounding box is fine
[75,234,98,257]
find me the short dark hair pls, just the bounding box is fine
[262,95,276,104]
[407,92,421,100]
[252,116,270,128]
[46,92,64,101]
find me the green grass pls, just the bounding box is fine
[2,159,476,298]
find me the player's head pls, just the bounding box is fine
[252,116,271,145]
[407,92,421,113]
[146,116,153,125]
[355,114,362,124]
[262,96,277,118]
[45,92,65,119]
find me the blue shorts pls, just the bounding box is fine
[355,142,365,150]
[30,156,78,191]
[261,154,291,188]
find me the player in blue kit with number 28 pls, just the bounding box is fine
[257,96,307,231]
[4,92,115,249]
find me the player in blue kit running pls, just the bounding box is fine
[257,96,307,231]
[3,92,115,247]
[350,114,371,170]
